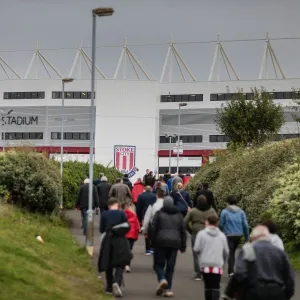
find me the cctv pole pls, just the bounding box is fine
[176,105,181,173]
[60,80,65,208]
[168,136,172,174]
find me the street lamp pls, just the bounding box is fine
[60,77,74,209]
[165,133,177,174]
[176,102,187,173]
[0,109,13,151]
[86,7,114,251]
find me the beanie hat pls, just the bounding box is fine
[164,195,174,206]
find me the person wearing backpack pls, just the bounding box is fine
[219,195,249,278]
[170,182,192,217]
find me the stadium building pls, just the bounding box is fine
[0,38,299,180]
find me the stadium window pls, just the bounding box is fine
[51,132,60,140]
[80,132,90,140]
[25,92,31,99]
[217,93,225,101]
[210,94,218,101]
[65,92,74,99]
[3,92,10,99]
[11,92,17,99]
[195,94,203,101]
[246,93,254,100]
[276,92,284,99]
[164,95,173,102]
[174,95,181,102]
[81,92,88,99]
[3,132,43,140]
[181,95,189,102]
[209,135,230,143]
[31,92,37,99]
[283,92,292,99]
[64,132,73,140]
[52,92,61,99]
[269,92,276,99]
[16,92,24,99]
[73,92,81,99]
[72,132,80,140]
[38,92,45,99]
[87,92,92,99]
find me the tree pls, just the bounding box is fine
[215,87,285,147]
[291,88,300,124]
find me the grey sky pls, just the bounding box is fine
[1,0,300,80]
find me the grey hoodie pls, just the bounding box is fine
[143,198,164,234]
[193,226,229,269]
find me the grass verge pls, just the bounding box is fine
[0,204,111,300]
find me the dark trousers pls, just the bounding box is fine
[145,237,151,251]
[191,235,201,276]
[227,235,241,274]
[81,208,88,234]
[105,267,123,290]
[202,273,221,300]
[127,238,135,266]
[246,283,286,300]
[153,247,178,290]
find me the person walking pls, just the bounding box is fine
[122,174,133,192]
[143,188,165,255]
[94,172,104,186]
[194,215,229,300]
[225,225,295,300]
[262,219,284,250]
[193,183,217,211]
[153,177,169,195]
[171,182,192,217]
[136,185,156,229]
[131,178,145,205]
[109,178,132,208]
[151,196,187,297]
[219,195,249,278]
[98,198,132,298]
[171,173,183,192]
[123,203,140,273]
[75,178,99,235]
[96,176,111,213]
[184,195,218,280]
[144,171,156,187]
[163,169,171,184]
[183,173,191,187]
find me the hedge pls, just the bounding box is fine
[0,149,62,213]
[188,139,300,231]
[61,161,122,209]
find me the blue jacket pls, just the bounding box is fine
[167,178,173,192]
[219,205,249,240]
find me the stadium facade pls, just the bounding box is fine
[0,39,300,180]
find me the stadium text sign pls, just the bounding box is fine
[1,116,38,126]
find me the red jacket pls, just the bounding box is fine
[132,180,144,203]
[125,210,140,240]
[183,176,191,187]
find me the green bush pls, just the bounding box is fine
[268,162,300,245]
[189,138,300,227]
[62,161,122,209]
[0,149,62,213]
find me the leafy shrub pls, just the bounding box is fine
[268,162,300,246]
[0,149,62,213]
[62,161,122,209]
[189,138,300,227]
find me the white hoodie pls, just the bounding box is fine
[270,234,284,250]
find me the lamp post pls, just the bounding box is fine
[165,133,177,174]
[60,77,74,209]
[176,103,187,173]
[0,109,13,151]
[86,7,114,251]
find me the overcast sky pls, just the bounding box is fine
[1,0,300,81]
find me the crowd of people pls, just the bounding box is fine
[75,169,296,300]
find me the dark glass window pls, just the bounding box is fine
[210,94,218,101]
[209,135,230,143]
[189,94,197,102]
[283,92,292,99]
[51,132,90,140]
[276,92,284,99]
[65,92,73,99]
[31,92,37,99]
[24,92,31,99]
[160,135,202,143]
[38,92,45,99]
[3,132,43,140]
[166,95,175,102]
[181,95,189,102]
[80,92,88,99]
[217,93,225,101]
[158,166,201,174]
[16,92,24,99]
[195,94,203,101]
[11,92,17,99]
[65,132,73,140]
[3,92,10,99]
[52,92,61,99]
[74,92,81,99]
[174,95,182,102]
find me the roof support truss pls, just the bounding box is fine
[0,57,21,79]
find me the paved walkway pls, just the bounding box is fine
[68,210,300,299]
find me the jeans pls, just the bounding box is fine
[106,267,123,290]
[153,247,178,290]
[202,273,221,300]
[145,237,151,251]
[81,208,88,234]
[191,235,201,276]
[227,236,242,274]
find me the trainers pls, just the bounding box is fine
[194,275,202,281]
[112,283,123,297]
[125,265,131,273]
[163,291,174,297]
[228,273,234,279]
[105,288,112,295]
[145,250,152,256]
[156,279,168,296]
[149,248,154,254]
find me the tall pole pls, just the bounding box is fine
[86,12,97,250]
[176,105,181,174]
[60,81,65,209]
[168,136,172,174]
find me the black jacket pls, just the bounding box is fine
[144,174,155,187]
[97,181,112,212]
[75,183,99,209]
[163,173,171,183]
[151,203,187,251]
[194,189,217,211]
[136,191,156,222]
[123,177,133,191]
[98,222,133,272]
